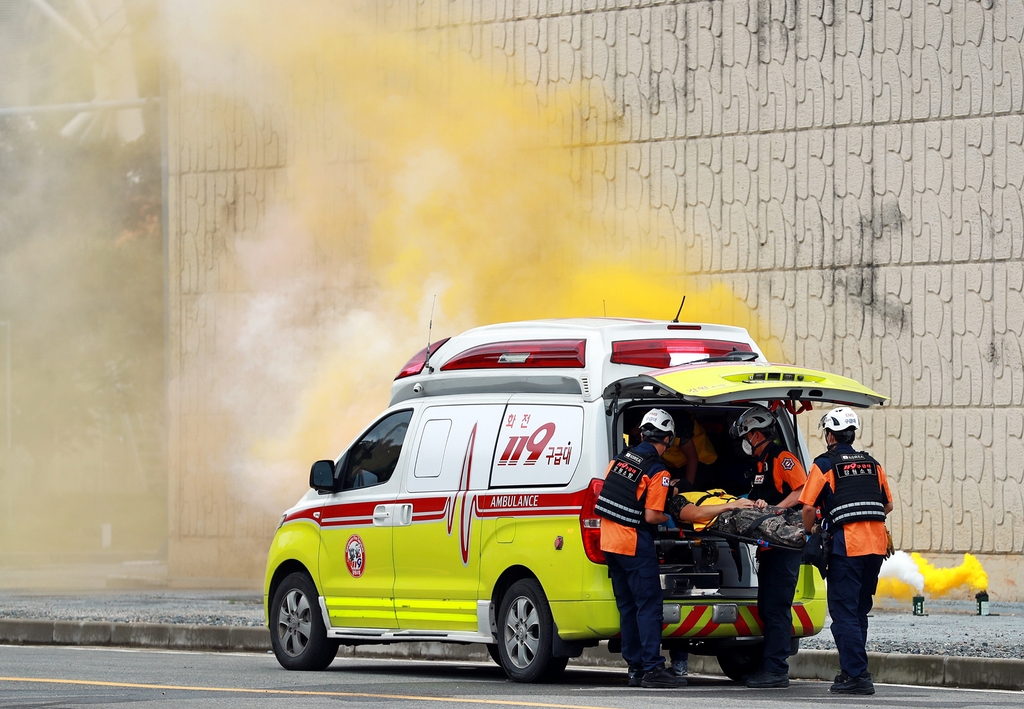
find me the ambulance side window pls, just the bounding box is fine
[341,410,413,490]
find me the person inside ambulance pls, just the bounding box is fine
[662,412,720,492]
[597,408,759,689]
[729,405,807,690]
[799,407,893,696]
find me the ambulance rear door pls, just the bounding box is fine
[613,362,888,408]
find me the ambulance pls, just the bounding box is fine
[264,318,887,681]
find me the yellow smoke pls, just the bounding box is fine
[876,553,989,601]
[168,1,785,511]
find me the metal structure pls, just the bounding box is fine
[1,0,148,142]
[0,97,154,117]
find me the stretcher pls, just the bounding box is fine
[668,494,807,551]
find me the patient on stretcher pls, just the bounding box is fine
[667,487,806,550]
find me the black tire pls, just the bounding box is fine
[496,579,566,682]
[269,571,339,671]
[716,642,764,682]
[486,643,502,667]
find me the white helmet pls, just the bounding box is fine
[820,406,860,432]
[640,408,675,439]
[729,405,775,438]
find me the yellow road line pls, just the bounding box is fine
[0,677,621,709]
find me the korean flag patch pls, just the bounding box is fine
[661,476,671,487]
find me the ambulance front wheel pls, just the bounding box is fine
[496,579,568,682]
[716,642,764,683]
[270,571,340,671]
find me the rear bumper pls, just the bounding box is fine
[548,565,826,642]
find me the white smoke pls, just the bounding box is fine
[879,550,925,594]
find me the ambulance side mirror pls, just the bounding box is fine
[310,458,342,493]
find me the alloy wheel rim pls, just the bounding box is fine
[277,588,313,657]
[503,595,540,669]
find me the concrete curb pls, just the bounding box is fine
[0,619,271,653]
[1,619,1020,691]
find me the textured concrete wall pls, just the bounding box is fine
[166,0,1024,596]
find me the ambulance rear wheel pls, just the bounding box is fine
[716,642,764,683]
[497,579,566,682]
[270,572,339,671]
[486,644,502,667]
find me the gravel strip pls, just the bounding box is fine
[2,592,1021,659]
[0,591,265,627]
[801,598,1024,660]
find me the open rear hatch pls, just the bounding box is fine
[603,361,888,408]
[604,360,888,599]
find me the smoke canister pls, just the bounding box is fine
[976,591,990,616]
[912,595,926,616]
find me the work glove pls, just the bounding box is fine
[885,529,895,559]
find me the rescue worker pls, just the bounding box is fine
[662,411,725,679]
[729,405,807,689]
[595,408,680,688]
[667,483,765,679]
[596,408,759,689]
[799,407,893,696]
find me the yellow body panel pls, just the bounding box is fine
[319,521,397,628]
[266,513,827,642]
[478,515,587,604]
[393,496,482,632]
[263,519,322,625]
[649,363,888,407]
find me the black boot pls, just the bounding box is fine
[640,665,681,688]
[830,671,874,695]
[744,670,790,688]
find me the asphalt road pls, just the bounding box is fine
[1,645,1019,709]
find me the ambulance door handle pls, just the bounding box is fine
[396,503,413,527]
[373,504,393,526]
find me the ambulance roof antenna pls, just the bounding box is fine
[423,295,437,374]
[671,295,686,323]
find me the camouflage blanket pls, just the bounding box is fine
[705,506,806,549]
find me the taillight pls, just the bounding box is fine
[440,339,586,371]
[394,337,451,380]
[610,339,753,368]
[579,478,606,564]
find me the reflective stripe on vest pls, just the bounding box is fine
[830,499,887,525]
[826,450,887,525]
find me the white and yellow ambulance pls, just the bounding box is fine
[264,318,886,681]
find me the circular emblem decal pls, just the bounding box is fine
[345,534,366,578]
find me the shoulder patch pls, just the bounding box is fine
[781,456,795,471]
[661,476,671,487]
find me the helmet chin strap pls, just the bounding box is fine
[825,431,837,449]
[747,433,770,458]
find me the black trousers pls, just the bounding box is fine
[756,548,802,675]
[605,530,665,673]
[828,551,884,678]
